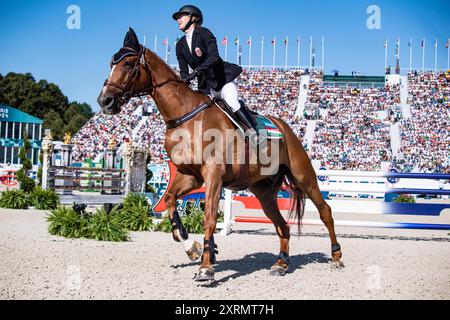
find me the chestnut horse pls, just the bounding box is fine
[97,28,343,281]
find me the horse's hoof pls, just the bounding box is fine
[194,268,215,282]
[270,265,287,276]
[331,260,345,269]
[186,240,203,262]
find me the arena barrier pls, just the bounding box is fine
[217,171,450,235]
[41,136,149,195]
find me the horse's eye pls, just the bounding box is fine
[124,61,133,67]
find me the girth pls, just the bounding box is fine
[166,98,214,129]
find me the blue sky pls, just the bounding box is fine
[0,0,449,111]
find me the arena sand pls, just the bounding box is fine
[1,208,449,300]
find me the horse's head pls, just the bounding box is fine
[97,27,151,115]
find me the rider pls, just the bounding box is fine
[172,4,260,144]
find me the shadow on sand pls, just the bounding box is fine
[171,251,330,287]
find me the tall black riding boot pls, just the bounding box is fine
[234,107,260,145]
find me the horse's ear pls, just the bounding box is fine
[123,27,140,51]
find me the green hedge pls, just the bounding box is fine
[0,187,60,210]
[47,206,129,242]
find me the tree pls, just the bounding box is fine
[63,114,90,136]
[43,110,64,139]
[16,132,35,193]
[0,72,93,140]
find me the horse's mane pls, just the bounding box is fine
[145,47,181,81]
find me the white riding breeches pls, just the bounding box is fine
[209,81,241,112]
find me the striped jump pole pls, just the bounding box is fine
[220,171,450,234]
[234,216,450,231]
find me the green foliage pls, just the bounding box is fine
[111,193,153,231]
[47,206,129,241]
[153,204,224,234]
[0,72,93,140]
[47,206,89,238]
[0,189,30,209]
[153,216,172,232]
[87,208,130,242]
[122,192,149,209]
[16,133,35,193]
[30,187,60,210]
[393,194,416,203]
[37,152,43,187]
[182,205,206,234]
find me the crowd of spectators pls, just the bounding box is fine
[307,80,400,171]
[395,71,449,173]
[72,98,143,162]
[70,68,448,173]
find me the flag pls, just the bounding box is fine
[284,38,288,46]
[271,38,275,45]
[383,37,387,48]
[260,36,264,44]
[297,37,300,45]
[221,36,227,45]
[234,37,239,45]
[162,38,167,46]
[247,38,251,45]
[434,38,437,48]
[446,39,449,48]
[420,39,424,48]
[408,39,411,48]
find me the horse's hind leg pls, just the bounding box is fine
[164,172,204,261]
[290,172,344,268]
[250,178,290,276]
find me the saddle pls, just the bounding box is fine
[211,97,284,140]
[210,98,283,191]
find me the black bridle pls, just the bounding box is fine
[104,45,184,104]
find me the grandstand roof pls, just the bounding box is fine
[323,75,385,84]
[0,104,43,124]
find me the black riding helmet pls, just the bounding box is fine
[172,5,203,31]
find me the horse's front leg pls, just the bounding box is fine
[194,166,223,281]
[164,172,204,261]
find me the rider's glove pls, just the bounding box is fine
[183,70,199,83]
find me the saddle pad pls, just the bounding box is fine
[254,115,284,139]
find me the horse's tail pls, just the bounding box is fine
[283,172,306,236]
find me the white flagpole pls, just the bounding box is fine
[225,35,228,62]
[384,37,388,72]
[448,40,450,70]
[422,38,425,72]
[236,36,240,64]
[273,36,276,68]
[165,36,169,63]
[249,36,252,68]
[434,38,438,72]
[322,36,324,71]
[143,34,146,47]
[261,36,264,69]
[409,37,412,72]
[154,35,157,53]
[285,37,288,68]
[297,36,300,68]
[309,36,312,68]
